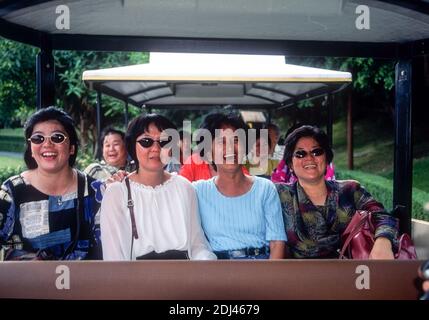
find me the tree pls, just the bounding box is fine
[0,39,38,127]
[54,50,149,154]
[286,56,396,121]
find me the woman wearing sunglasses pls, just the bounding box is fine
[271,124,335,184]
[276,125,398,259]
[0,106,102,260]
[100,114,216,260]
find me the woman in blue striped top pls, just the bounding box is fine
[193,113,286,259]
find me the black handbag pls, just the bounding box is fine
[137,250,188,260]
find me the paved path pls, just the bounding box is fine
[0,151,23,158]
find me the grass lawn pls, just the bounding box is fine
[0,128,24,136]
[0,155,24,169]
[333,118,429,193]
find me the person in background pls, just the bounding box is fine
[276,125,398,259]
[100,113,215,261]
[84,127,135,181]
[267,123,281,158]
[179,113,248,182]
[0,106,101,260]
[245,129,279,179]
[193,114,286,259]
[164,129,192,174]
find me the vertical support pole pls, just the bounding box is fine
[36,36,55,109]
[96,91,102,160]
[393,60,413,235]
[124,101,129,129]
[347,89,354,170]
[326,93,333,148]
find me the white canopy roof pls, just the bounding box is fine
[3,0,429,44]
[83,52,351,109]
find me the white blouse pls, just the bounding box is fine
[100,173,216,260]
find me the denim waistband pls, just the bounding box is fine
[214,246,269,259]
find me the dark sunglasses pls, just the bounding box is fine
[28,133,68,145]
[137,137,172,148]
[293,147,325,159]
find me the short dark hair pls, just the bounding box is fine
[196,112,249,158]
[24,106,78,169]
[267,123,280,136]
[283,125,333,167]
[125,113,177,170]
[101,127,125,144]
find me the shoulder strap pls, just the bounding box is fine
[125,177,139,240]
[61,170,85,260]
[125,177,139,260]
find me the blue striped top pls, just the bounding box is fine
[193,176,286,251]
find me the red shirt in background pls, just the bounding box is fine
[179,153,249,182]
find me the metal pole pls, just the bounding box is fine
[36,35,55,109]
[393,59,413,235]
[124,101,129,129]
[326,93,333,148]
[347,89,354,170]
[96,91,102,160]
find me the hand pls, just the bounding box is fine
[269,240,286,259]
[418,261,429,300]
[419,260,429,291]
[105,170,129,185]
[369,237,394,260]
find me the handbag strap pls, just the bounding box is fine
[125,177,139,260]
[61,170,85,260]
[125,177,139,240]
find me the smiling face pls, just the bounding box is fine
[135,123,171,173]
[212,124,246,174]
[30,120,74,174]
[102,133,127,168]
[290,136,326,184]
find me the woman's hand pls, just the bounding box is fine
[419,260,429,293]
[269,241,286,259]
[369,237,394,260]
[105,170,129,185]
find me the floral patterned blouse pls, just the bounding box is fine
[276,180,398,258]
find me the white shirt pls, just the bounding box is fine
[101,173,216,260]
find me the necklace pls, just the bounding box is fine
[56,170,76,206]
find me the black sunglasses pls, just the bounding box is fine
[293,147,325,159]
[28,133,68,145]
[137,137,172,149]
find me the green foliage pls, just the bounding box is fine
[0,136,25,152]
[0,39,38,127]
[0,128,23,136]
[52,50,149,155]
[336,169,429,221]
[0,165,24,185]
[0,155,24,169]
[0,39,149,154]
[75,145,97,171]
[286,56,396,122]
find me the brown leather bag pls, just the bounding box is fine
[339,210,417,260]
